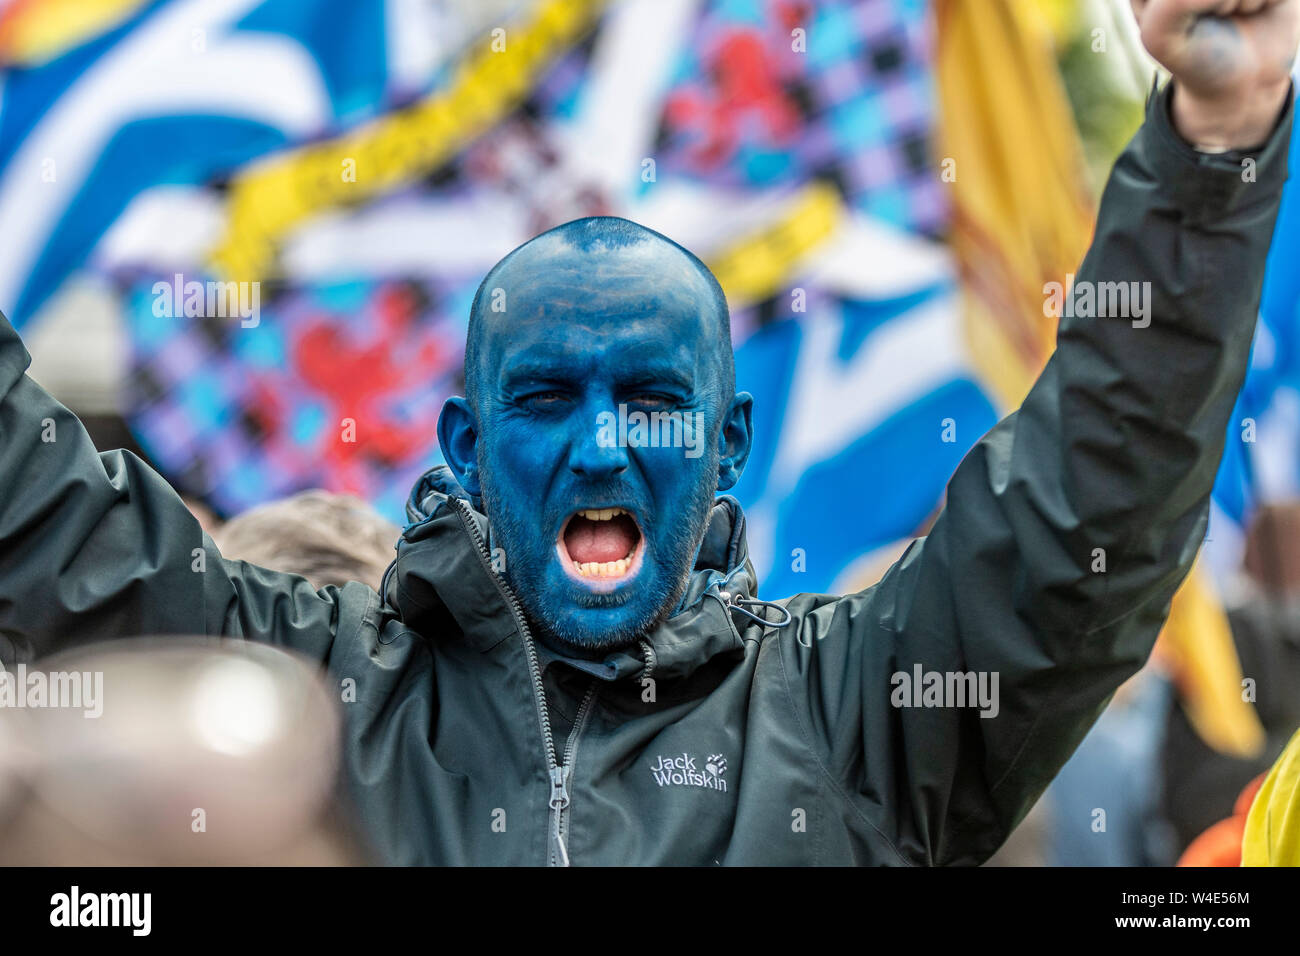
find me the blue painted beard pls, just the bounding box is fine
[477,449,720,654]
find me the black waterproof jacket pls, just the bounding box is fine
[0,85,1291,865]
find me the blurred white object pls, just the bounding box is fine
[0,637,357,865]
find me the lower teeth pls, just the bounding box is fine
[574,556,632,577]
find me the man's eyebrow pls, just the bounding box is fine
[499,356,695,389]
[498,358,582,385]
[618,364,694,392]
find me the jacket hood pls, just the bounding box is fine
[382,465,761,682]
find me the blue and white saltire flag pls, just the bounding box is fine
[0,0,494,327]
[721,215,999,599]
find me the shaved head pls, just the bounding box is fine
[464,217,734,415]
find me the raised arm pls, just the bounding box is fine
[778,1,1297,866]
[0,311,351,666]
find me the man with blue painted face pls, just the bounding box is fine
[1,0,1298,865]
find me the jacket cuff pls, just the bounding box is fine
[1142,77,1293,221]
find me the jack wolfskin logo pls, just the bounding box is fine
[649,752,728,792]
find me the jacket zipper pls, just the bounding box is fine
[551,682,598,866]
[451,497,596,867]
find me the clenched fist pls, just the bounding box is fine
[1132,0,1299,148]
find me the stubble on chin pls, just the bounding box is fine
[476,442,721,653]
[487,502,714,655]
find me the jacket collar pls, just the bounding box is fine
[383,465,757,682]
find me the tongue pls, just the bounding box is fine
[565,516,637,564]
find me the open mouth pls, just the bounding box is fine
[557,507,645,588]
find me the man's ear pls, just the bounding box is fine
[437,396,482,496]
[716,390,754,492]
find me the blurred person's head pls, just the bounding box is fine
[0,638,364,865]
[213,491,399,590]
[438,217,754,654]
[1243,502,1300,599]
[182,495,222,535]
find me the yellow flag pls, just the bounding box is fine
[934,0,1263,757]
[1243,727,1300,865]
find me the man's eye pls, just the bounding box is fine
[627,393,674,409]
[524,391,568,408]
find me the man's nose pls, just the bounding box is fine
[568,414,629,480]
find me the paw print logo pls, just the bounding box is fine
[705,755,727,777]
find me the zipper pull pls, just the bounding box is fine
[549,765,572,867]
[549,765,571,810]
[552,815,571,867]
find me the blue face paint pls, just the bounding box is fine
[438,218,753,653]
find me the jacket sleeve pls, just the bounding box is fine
[778,82,1294,866]
[0,310,348,667]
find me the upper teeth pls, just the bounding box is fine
[579,508,627,521]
